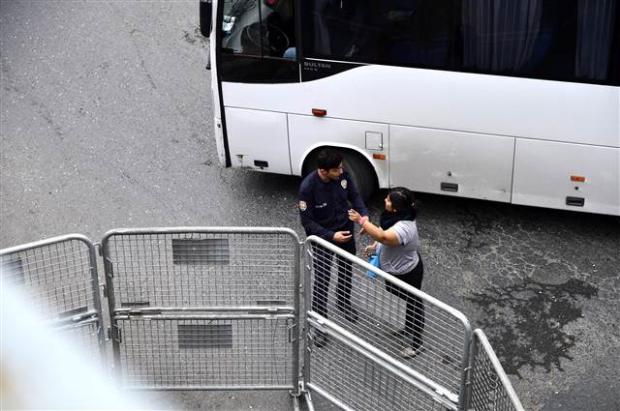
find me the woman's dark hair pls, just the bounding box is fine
[380,187,417,229]
[316,148,343,170]
[388,187,416,214]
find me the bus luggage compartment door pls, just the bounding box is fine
[512,139,620,216]
[389,125,514,202]
[225,107,292,174]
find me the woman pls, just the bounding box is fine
[348,187,425,358]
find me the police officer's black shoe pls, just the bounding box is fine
[337,303,359,323]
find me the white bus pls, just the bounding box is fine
[200,0,620,216]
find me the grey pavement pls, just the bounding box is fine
[1,1,619,410]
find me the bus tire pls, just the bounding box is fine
[303,149,377,201]
[342,152,377,202]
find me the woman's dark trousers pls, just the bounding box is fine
[386,259,425,349]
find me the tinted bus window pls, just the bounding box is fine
[300,0,619,86]
[220,0,298,83]
[221,0,296,58]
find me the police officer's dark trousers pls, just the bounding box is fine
[311,239,356,319]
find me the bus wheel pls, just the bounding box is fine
[342,152,377,202]
[303,150,377,201]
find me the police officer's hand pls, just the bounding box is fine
[333,231,352,243]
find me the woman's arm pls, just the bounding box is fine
[348,209,401,246]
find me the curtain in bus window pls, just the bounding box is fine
[575,0,616,81]
[312,0,332,55]
[383,0,455,68]
[462,0,544,74]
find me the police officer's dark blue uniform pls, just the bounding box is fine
[298,151,368,335]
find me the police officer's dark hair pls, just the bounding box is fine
[316,149,343,171]
[388,187,417,220]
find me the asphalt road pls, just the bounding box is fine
[1,2,619,410]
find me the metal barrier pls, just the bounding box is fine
[305,314,456,411]
[1,228,524,410]
[101,227,301,392]
[303,236,472,410]
[0,234,105,364]
[468,330,525,411]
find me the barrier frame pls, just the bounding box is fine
[100,227,302,395]
[1,227,525,411]
[468,329,525,411]
[0,234,106,363]
[302,235,473,410]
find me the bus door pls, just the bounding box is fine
[215,0,299,173]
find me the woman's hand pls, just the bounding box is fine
[348,209,361,222]
[364,242,377,257]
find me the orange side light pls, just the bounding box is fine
[570,175,586,183]
[312,108,327,117]
[373,153,386,160]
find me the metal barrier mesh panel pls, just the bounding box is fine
[105,232,297,309]
[117,318,294,388]
[307,322,445,411]
[0,239,96,321]
[60,322,105,372]
[307,240,468,397]
[470,332,523,411]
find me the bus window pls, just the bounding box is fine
[301,0,458,68]
[574,0,618,82]
[220,0,298,83]
[461,0,619,85]
[221,0,296,58]
[383,0,457,68]
[300,0,619,86]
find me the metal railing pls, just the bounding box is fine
[100,227,301,392]
[0,234,105,364]
[468,330,525,411]
[303,236,472,410]
[1,227,524,410]
[306,313,455,411]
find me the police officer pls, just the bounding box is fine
[299,149,369,346]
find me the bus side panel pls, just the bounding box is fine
[224,107,292,174]
[222,66,619,148]
[288,115,389,187]
[389,125,514,202]
[513,140,620,216]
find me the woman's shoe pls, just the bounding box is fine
[337,303,359,323]
[400,346,423,359]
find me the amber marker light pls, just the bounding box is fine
[312,108,327,117]
[570,175,586,183]
[373,153,386,160]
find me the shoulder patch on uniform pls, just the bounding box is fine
[299,201,307,211]
[341,179,348,189]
